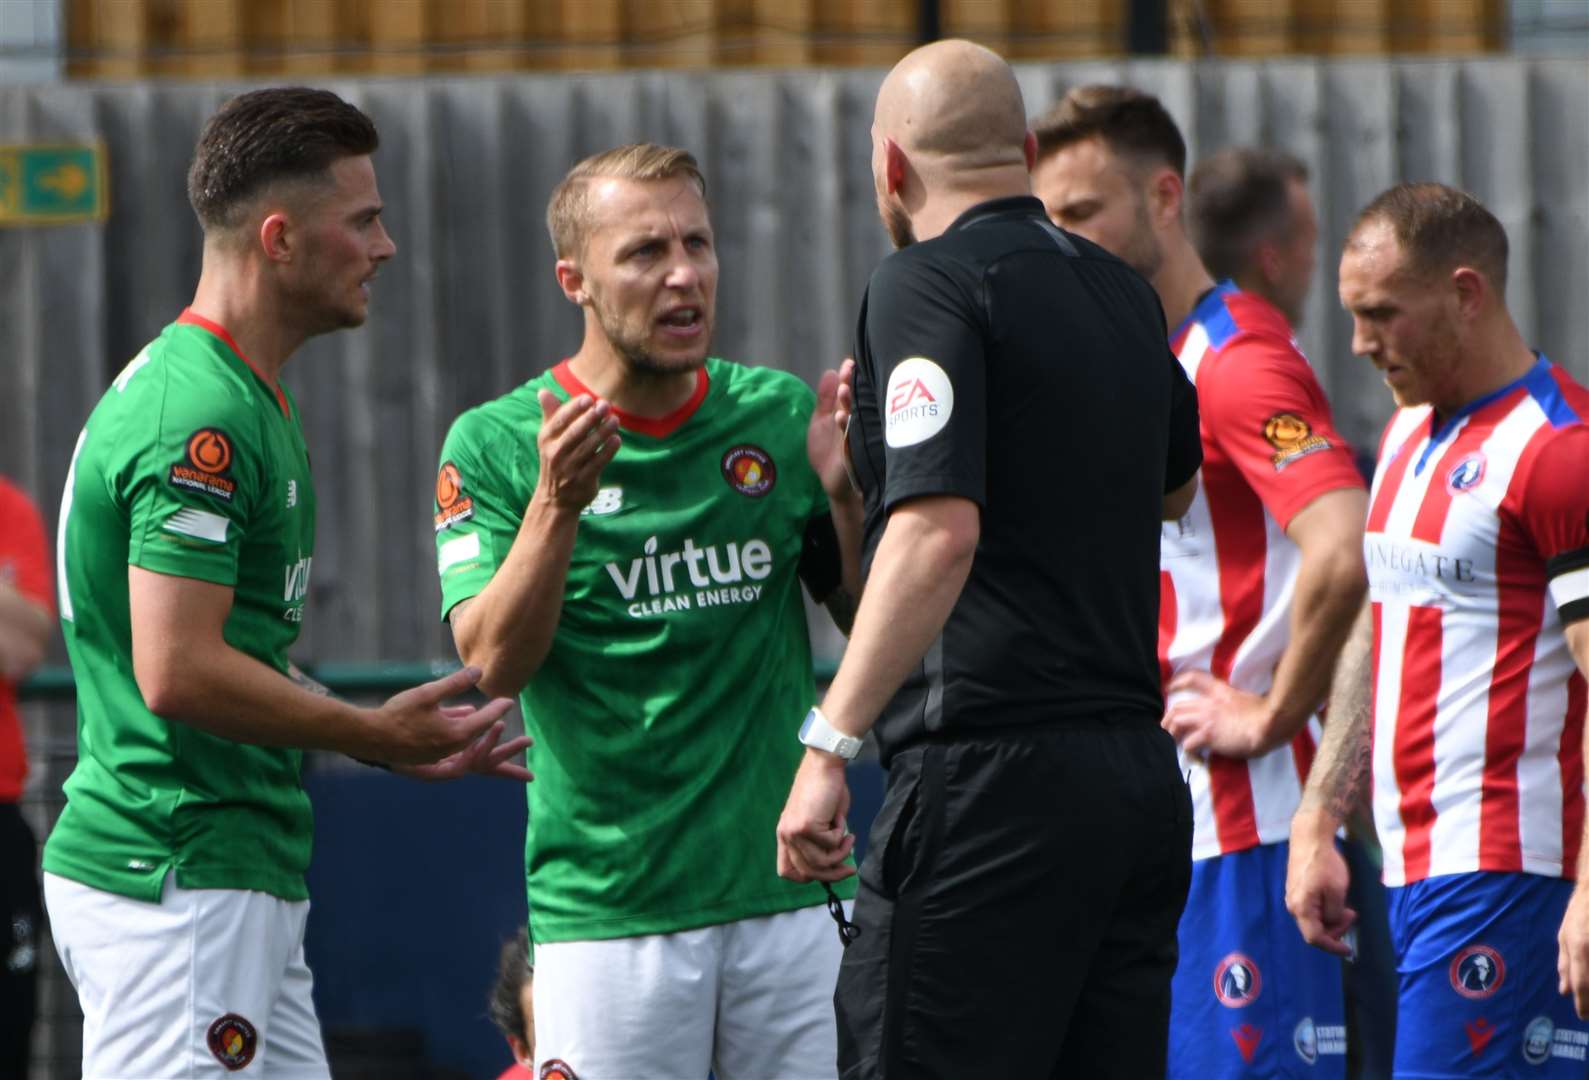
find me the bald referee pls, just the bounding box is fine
[776,40,1202,1078]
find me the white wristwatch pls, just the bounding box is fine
[798,706,863,761]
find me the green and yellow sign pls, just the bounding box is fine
[0,143,108,225]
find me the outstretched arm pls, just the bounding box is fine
[1556,620,1589,1017]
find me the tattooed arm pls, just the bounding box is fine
[1285,600,1374,957]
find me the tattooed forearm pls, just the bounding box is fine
[287,661,333,698]
[1298,601,1374,824]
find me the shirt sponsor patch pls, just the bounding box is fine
[1294,1017,1346,1062]
[884,357,954,448]
[721,445,776,497]
[169,428,237,502]
[1524,1016,1589,1064]
[434,461,475,532]
[1263,412,1332,471]
[162,507,230,544]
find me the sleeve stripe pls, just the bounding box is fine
[162,508,229,543]
[438,530,481,573]
[1546,545,1589,579]
[1549,564,1589,616]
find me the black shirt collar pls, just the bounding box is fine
[944,195,1049,235]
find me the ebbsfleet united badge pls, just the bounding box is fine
[206,1013,258,1071]
[721,444,776,497]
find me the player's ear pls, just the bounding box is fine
[1148,166,1183,230]
[883,138,907,196]
[1022,130,1038,173]
[555,259,587,305]
[259,212,292,263]
[1450,265,1487,321]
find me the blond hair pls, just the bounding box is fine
[546,143,707,258]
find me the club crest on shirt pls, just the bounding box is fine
[721,445,776,497]
[539,1060,579,1080]
[1213,952,1262,1008]
[1449,944,1505,1000]
[169,427,237,502]
[434,461,475,532]
[206,1013,257,1071]
[1263,412,1331,472]
[884,357,954,448]
[1446,452,1486,494]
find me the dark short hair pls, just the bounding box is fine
[487,927,533,1044]
[1349,182,1509,295]
[1188,147,1310,280]
[1031,85,1186,177]
[187,87,379,232]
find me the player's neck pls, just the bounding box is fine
[565,337,701,419]
[1152,235,1217,332]
[188,261,306,385]
[906,170,1033,244]
[1441,318,1538,416]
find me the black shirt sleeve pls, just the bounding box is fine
[858,252,988,511]
[1165,350,1201,492]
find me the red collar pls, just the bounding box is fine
[551,361,709,438]
[178,308,289,419]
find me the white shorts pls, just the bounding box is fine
[43,871,330,1079]
[533,903,844,1080]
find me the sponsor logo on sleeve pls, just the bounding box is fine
[1450,944,1504,1000]
[1263,412,1332,471]
[884,357,954,448]
[206,1013,257,1071]
[169,428,237,502]
[721,445,776,497]
[1213,952,1262,1008]
[434,461,475,532]
[1447,453,1486,494]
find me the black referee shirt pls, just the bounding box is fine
[848,195,1201,763]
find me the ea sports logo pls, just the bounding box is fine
[884,357,954,448]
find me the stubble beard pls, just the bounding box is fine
[594,299,710,378]
[880,194,915,250]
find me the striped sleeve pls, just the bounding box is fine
[1520,425,1589,624]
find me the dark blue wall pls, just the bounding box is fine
[304,762,887,1079]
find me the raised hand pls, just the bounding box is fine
[535,389,621,511]
[808,358,860,500]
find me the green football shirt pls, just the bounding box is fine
[436,357,855,943]
[43,312,317,902]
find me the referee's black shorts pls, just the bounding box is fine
[835,715,1193,1079]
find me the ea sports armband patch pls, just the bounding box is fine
[169,428,237,502]
[1547,546,1589,624]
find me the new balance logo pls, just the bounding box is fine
[287,480,298,508]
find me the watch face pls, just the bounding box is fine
[799,710,817,740]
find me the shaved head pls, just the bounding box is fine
[875,39,1029,178]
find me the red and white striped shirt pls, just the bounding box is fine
[1367,356,1589,887]
[1162,284,1365,860]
